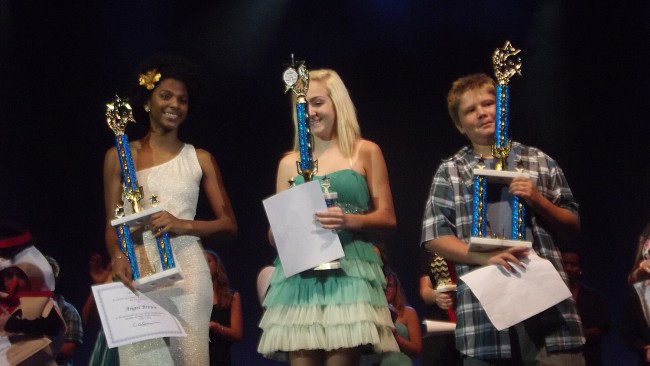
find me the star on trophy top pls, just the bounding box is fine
[106,95,136,136]
[492,41,522,85]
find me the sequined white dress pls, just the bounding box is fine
[118,144,212,365]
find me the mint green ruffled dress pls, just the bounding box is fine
[258,170,398,359]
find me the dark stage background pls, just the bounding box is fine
[1,1,649,364]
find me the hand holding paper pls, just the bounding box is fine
[460,252,571,330]
[92,282,186,348]
[263,181,344,277]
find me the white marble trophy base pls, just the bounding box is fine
[111,206,163,227]
[469,236,532,252]
[473,168,528,184]
[134,267,183,292]
[111,206,184,292]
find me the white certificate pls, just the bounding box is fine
[460,252,571,330]
[92,282,186,348]
[263,180,344,277]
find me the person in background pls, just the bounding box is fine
[205,250,242,366]
[81,253,119,366]
[418,250,461,365]
[561,248,609,365]
[381,271,421,366]
[622,223,650,365]
[45,255,84,366]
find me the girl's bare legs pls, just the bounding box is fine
[326,348,360,366]
[290,350,325,366]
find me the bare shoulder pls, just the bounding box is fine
[195,147,218,167]
[195,147,212,158]
[103,146,120,170]
[278,151,299,167]
[404,306,419,319]
[358,139,382,156]
[357,139,385,164]
[104,145,118,159]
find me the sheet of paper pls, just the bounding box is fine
[460,252,571,330]
[422,320,456,335]
[92,282,186,348]
[263,180,344,277]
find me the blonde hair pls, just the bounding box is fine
[291,69,361,158]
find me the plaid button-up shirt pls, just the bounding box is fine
[421,142,584,359]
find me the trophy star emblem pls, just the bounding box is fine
[106,95,136,135]
[492,41,522,84]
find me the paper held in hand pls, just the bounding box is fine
[263,180,344,277]
[92,282,186,348]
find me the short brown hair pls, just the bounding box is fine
[447,73,496,128]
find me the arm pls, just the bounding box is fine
[82,253,112,324]
[150,149,237,240]
[419,275,437,306]
[394,307,422,356]
[57,341,79,363]
[425,236,528,272]
[316,141,396,233]
[419,275,453,310]
[209,292,243,342]
[509,176,580,239]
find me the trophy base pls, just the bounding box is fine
[111,206,163,228]
[436,284,457,293]
[469,236,532,252]
[473,168,528,184]
[313,260,342,270]
[134,267,183,292]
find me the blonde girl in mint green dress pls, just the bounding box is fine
[258,69,399,365]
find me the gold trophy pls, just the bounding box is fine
[469,41,532,252]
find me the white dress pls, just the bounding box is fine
[118,144,212,366]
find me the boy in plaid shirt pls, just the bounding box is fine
[421,73,584,365]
